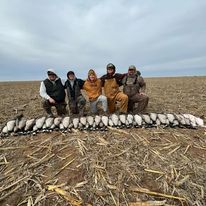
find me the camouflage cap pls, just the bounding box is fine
[128,65,136,70]
[106,63,115,70]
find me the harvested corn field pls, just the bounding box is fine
[0,76,206,206]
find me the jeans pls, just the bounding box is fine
[90,95,108,113]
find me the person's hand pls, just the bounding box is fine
[48,97,56,104]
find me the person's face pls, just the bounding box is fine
[89,74,95,81]
[107,68,114,75]
[48,74,56,81]
[69,74,75,80]
[128,69,135,75]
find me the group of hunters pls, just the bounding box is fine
[39,63,149,117]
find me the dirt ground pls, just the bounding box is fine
[0,76,206,206]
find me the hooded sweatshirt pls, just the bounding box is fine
[40,70,65,102]
[83,69,102,102]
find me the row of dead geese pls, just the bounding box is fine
[0,113,205,137]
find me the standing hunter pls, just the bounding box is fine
[101,63,128,114]
[64,71,86,115]
[39,69,66,117]
[122,65,149,113]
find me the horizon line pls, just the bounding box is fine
[0,74,205,83]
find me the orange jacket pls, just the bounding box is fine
[83,70,102,102]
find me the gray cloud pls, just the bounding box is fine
[0,0,206,81]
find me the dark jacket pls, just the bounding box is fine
[64,78,85,101]
[44,78,65,103]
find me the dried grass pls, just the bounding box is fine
[0,127,205,205]
[0,77,206,205]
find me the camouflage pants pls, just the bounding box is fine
[42,99,67,116]
[128,93,149,113]
[69,95,86,115]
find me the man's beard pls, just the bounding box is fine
[128,74,136,78]
[107,72,114,77]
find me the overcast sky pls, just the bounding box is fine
[0,0,206,81]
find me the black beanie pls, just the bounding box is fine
[67,71,75,77]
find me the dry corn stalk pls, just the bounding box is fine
[47,185,82,206]
[129,200,166,206]
[129,186,186,201]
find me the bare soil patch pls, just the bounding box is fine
[0,76,206,206]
